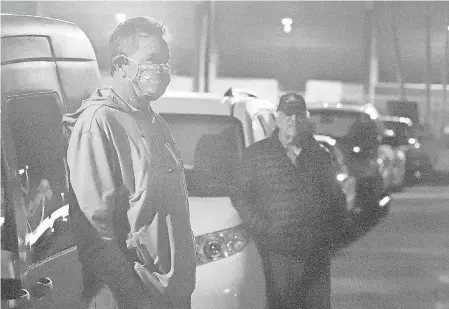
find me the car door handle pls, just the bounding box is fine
[30,277,53,300]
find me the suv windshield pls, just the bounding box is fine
[310,109,381,157]
[309,110,371,138]
[161,114,245,197]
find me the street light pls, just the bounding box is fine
[282,17,292,33]
[115,13,127,23]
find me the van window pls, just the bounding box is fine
[310,110,378,139]
[252,116,266,142]
[161,114,245,197]
[256,112,277,137]
[1,36,52,63]
[309,110,368,138]
[5,93,74,264]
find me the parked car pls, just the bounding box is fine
[314,135,358,217]
[153,89,278,309]
[380,116,433,185]
[1,14,272,309]
[307,102,391,222]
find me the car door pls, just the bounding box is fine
[3,92,83,309]
[1,121,32,309]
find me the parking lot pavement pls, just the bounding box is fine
[331,185,449,309]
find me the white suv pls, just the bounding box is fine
[152,89,277,309]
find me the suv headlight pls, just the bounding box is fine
[195,224,250,266]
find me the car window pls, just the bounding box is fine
[161,114,245,197]
[5,93,74,264]
[252,115,266,142]
[255,112,277,138]
[309,110,368,138]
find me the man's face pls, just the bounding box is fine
[121,34,171,102]
[276,110,312,146]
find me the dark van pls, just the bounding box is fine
[1,14,101,308]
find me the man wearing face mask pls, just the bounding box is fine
[231,92,348,309]
[63,17,196,309]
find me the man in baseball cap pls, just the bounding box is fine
[277,92,307,114]
[276,92,312,151]
[232,91,348,308]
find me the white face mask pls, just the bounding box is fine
[120,54,171,100]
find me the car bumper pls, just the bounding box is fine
[192,241,266,309]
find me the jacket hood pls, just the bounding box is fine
[62,88,130,128]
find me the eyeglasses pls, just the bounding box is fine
[115,54,171,82]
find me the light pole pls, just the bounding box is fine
[192,0,217,92]
[391,3,405,101]
[365,1,379,104]
[424,3,432,127]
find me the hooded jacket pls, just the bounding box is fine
[62,89,196,308]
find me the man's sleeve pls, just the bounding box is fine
[69,131,118,239]
[230,149,264,233]
[68,130,160,309]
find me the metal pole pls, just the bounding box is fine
[391,6,405,101]
[206,0,217,93]
[424,4,432,126]
[204,1,213,92]
[193,2,208,92]
[441,8,449,131]
[368,3,379,105]
[192,3,201,92]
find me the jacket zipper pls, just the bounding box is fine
[164,143,189,202]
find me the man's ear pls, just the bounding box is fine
[112,55,129,78]
[116,63,127,78]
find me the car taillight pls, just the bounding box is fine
[195,224,249,266]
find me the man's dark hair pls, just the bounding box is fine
[108,16,170,76]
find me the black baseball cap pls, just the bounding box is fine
[277,92,307,115]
